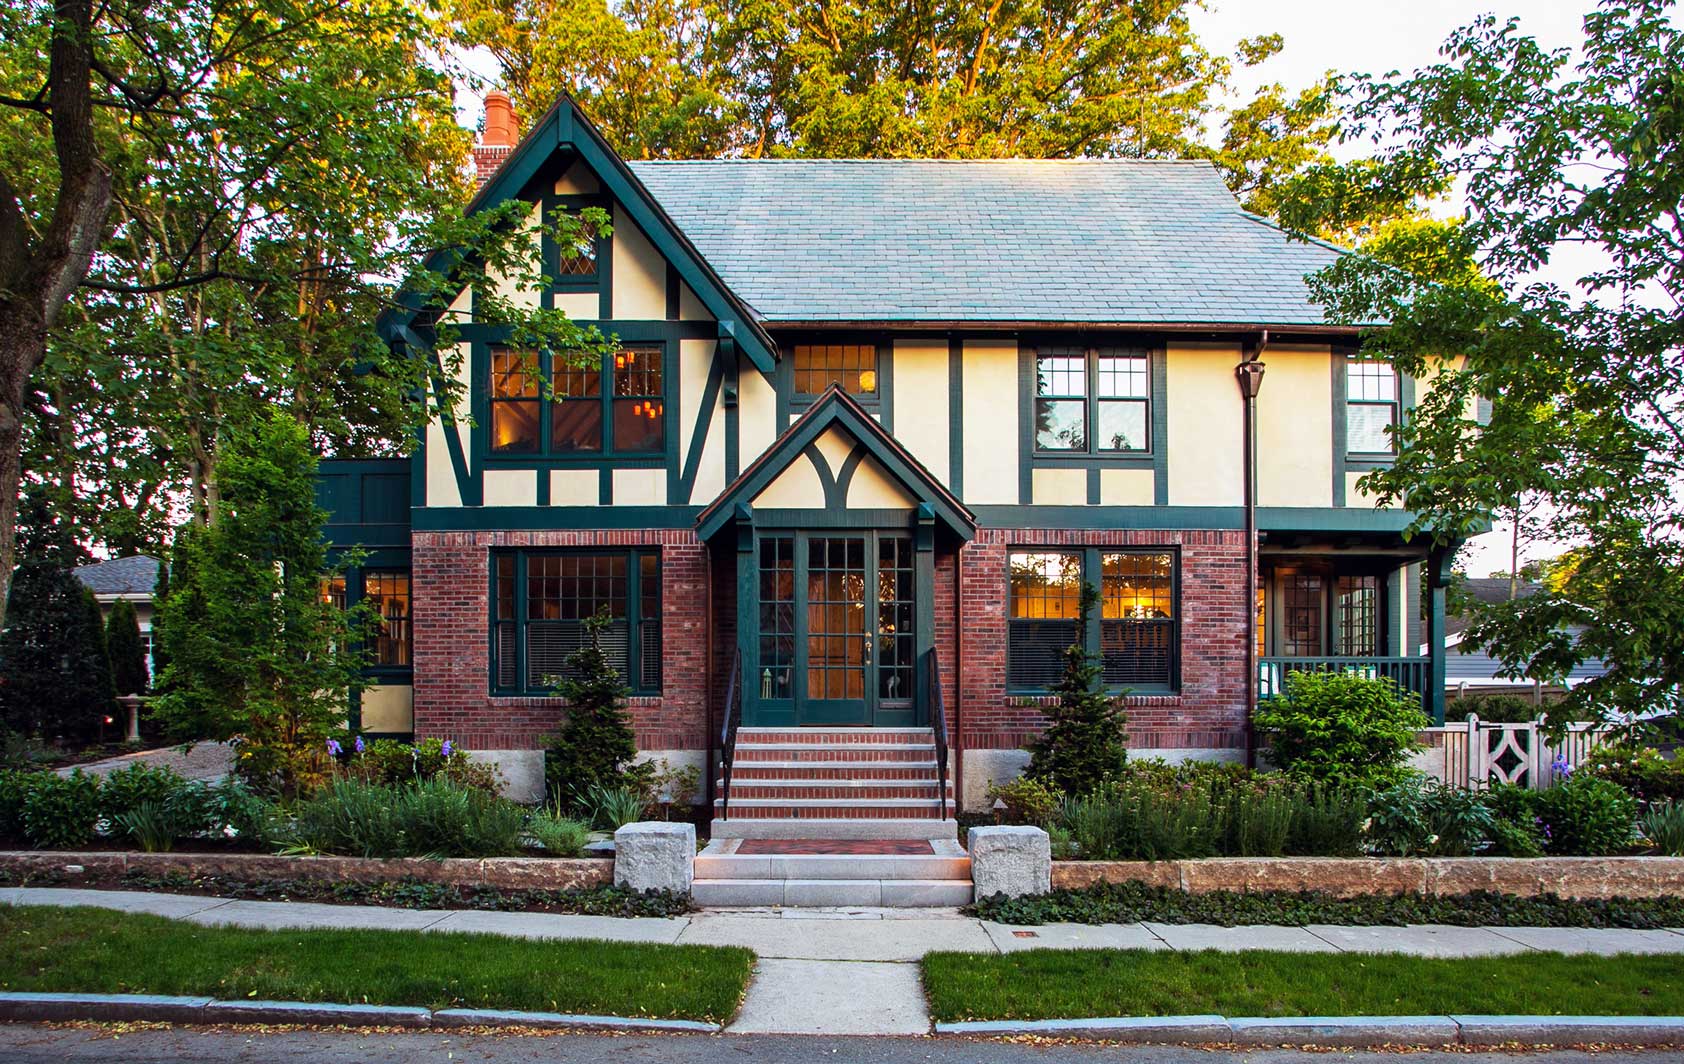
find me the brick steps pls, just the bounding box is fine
[713,727,955,834]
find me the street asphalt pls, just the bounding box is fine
[2,1027,1683,1063]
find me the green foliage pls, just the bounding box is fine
[1579,745,1684,808]
[0,769,29,843]
[543,610,650,809]
[1284,784,1368,858]
[1533,774,1637,856]
[985,776,1064,826]
[149,415,367,797]
[579,783,649,831]
[527,813,592,857]
[1253,671,1428,790]
[19,771,101,849]
[1640,801,1684,856]
[98,763,187,821]
[113,801,181,852]
[0,563,115,743]
[105,598,149,698]
[285,778,528,859]
[1365,778,1497,857]
[1443,693,1540,724]
[1025,582,1127,797]
[346,737,500,793]
[1279,1,1684,725]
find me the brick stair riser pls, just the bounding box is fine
[711,804,945,820]
[733,747,935,764]
[720,765,939,781]
[721,784,945,801]
[735,729,934,745]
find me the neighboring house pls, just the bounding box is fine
[315,93,1459,817]
[1435,577,1610,698]
[72,554,161,680]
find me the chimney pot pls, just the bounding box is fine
[483,91,518,148]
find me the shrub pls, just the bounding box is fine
[113,801,181,852]
[1444,693,1540,723]
[0,769,29,843]
[1221,786,1294,857]
[107,598,150,698]
[528,813,592,856]
[1482,783,1547,857]
[19,771,101,848]
[543,611,651,810]
[286,779,402,857]
[986,776,1063,825]
[347,737,499,793]
[99,763,189,821]
[1061,781,1220,861]
[579,783,648,830]
[1253,670,1428,790]
[1024,582,1127,797]
[1640,801,1684,856]
[208,779,278,848]
[284,777,528,859]
[1579,744,1684,808]
[1533,774,1637,856]
[1365,778,1496,856]
[0,563,115,744]
[1284,784,1367,857]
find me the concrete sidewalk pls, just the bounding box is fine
[7,887,1684,1036]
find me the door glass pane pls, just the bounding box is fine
[758,538,795,699]
[806,537,867,701]
[1281,573,1324,657]
[877,537,914,703]
[1335,575,1378,656]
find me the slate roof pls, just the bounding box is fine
[627,158,1359,326]
[73,555,161,598]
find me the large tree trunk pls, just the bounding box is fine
[0,312,42,625]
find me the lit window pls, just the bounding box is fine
[491,346,664,456]
[490,350,541,453]
[1006,550,1177,690]
[793,344,877,398]
[491,549,661,695]
[363,572,412,667]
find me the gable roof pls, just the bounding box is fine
[696,387,976,542]
[629,158,1364,328]
[74,555,160,598]
[380,96,777,371]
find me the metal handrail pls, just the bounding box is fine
[928,649,951,820]
[718,648,743,820]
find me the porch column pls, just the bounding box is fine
[733,504,755,726]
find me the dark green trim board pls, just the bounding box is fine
[1151,347,1169,505]
[676,352,725,503]
[1332,353,1347,507]
[966,504,1424,535]
[412,505,702,531]
[1016,340,1165,505]
[948,337,964,497]
[665,262,680,320]
[455,320,717,343]
[696,387,975,543]
[723,342,741,483]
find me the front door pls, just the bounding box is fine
[752,533,916,726]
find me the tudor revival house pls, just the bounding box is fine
[317,94,1456,819]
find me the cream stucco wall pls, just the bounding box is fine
[361,684,414,733]
[489,203,542,310]
[961,339,1019,504]
[847,454,915,508]
[613,467,665,505]
[555,161,600,195]
[1032,467,1086,505]
[552,292,598,319]
[679,339,726,503]
[425,332,473,508]
[611,206,666,320]
[1165,343,1244,506]
[1100,467,1156,505]
[739,367,778,473]
[1345,470,1387,508]
[813,426,853,478]
[754,452,826,509]
[890,339,950,483]
[483,468,538,507]
[679,281,708,322]
[1257,344,1334,507]
[551,468,598,505]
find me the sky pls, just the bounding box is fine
[457,2,1611,578]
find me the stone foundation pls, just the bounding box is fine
[0,851,613,891]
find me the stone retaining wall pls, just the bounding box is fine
[0,851,613,891]
[1052,856,1684,900]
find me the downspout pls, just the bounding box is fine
[952,546,964,814]
[1236,333,1269,768]
[703,546,716,815]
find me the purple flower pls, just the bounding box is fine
[1552,754,1573,780]
[441,740,453,758]
[327,739,343,757]
[354,735,365,755]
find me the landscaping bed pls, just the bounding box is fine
[921,948,1684,1024]
[0,906,747,1021]
[0,849,612,890]
[971,880,1684,928]
[1050,855,1684,899]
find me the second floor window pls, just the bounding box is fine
[793,344,878,399]
[1033,347,1150,454]
[490,346,665,456]
[1347,358,1398,455]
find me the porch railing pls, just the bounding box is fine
[928,649,951,821]
[1259,656,1432,704]
[718,648,743,820]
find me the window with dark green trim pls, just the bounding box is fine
[1032,346,1150,454]
[1008,548,1177,691]
[490,549,661,695]
[545,194,606,291]
[793,343,879,400]
[1346,358,1399,455]
[319,569,412,669]
[489,345,665,456]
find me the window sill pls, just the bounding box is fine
[489,693,663,705]
[1006,688,1180,701]
[482,453,667,467]
[1030,452,1153,467]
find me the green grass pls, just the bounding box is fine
[922,949,1684,1023]
[0,906,752,1023]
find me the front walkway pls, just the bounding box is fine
[7,887,1684,1035]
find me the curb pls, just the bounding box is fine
[935,1014,1684,1046]
[0,993,723,1034]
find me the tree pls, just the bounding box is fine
[1281,0,1684,726]
[442,0,1339,204]
[0,562,114,743]
[1025,582,1127,797]
[106,598,147,698]
[543,609,651,808]
[149,413,369,796]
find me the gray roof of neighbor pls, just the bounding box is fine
[627,158,1357,326]
[73,555,160,597]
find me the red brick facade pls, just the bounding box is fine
[411,526,1251,764]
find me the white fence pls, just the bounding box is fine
[1420,715,1614,791]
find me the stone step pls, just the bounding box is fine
[695,853,970,882]
[691,877,973,907]
[711,801,950,820]
[710,817,959,840]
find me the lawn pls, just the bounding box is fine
[922,948,1684,1023]
[0,906,752,1023]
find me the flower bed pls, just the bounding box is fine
[1051,855,1684,900]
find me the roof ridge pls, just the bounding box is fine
[628,157,1216,166]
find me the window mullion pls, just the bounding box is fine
[1086,347,1099,456]
[627,551,642,693]
[515,553,528,693]
[1084,547,1102,661]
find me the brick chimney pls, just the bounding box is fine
[472,90,519,187]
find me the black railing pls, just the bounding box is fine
[718,648,744,820]
[928,649,951,821]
